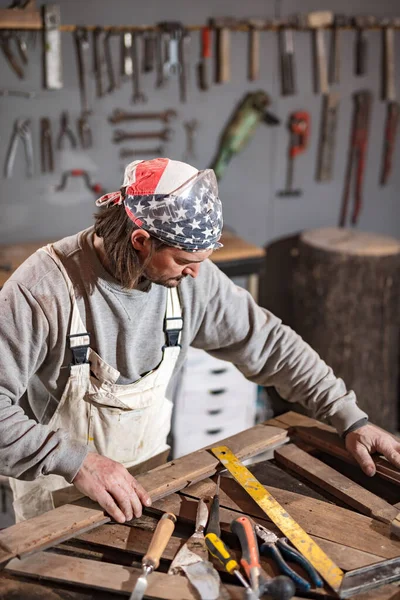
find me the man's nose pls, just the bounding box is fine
[183,263,201,278]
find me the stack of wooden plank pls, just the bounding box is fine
[1,413,400,600]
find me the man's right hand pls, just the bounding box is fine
[72,452,152,523]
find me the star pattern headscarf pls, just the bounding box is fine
[96,158,223,252]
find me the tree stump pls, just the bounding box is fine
[291,227,400,432]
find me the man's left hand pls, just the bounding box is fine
[345,424,400,477]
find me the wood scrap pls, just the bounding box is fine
[5,551,248,599]
[166,477,400,560]
[1,423,287,568]
[275,443,400,532]
[0,504,108,569]
[270,412,400,486]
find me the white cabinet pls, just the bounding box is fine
[172,347,257,457]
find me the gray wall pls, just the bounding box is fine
[0,0,399,247]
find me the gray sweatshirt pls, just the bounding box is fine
[0,227,367,483]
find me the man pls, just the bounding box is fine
[1,157,399,523]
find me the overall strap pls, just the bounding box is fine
[163,287,183,348]
[41,244,90,366]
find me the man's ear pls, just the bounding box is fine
[131,229,151,252]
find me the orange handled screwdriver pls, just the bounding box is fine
[231,516,296,600]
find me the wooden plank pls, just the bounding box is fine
[275,443,400,524]
[168,478,400,561]
[2,423,287,568]
[6,551,247,599]
[273,412,400,486]
[0,505,108,568]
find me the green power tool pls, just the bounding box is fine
[210,90,280,181]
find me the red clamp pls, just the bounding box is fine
[55,169,104,195]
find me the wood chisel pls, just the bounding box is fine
[316,92,340,182]
[130,512,176,600]
[211,445,344,593]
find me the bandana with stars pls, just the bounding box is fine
[97,162,223,252]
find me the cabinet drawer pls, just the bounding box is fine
[177,381,257,415]
[173,418,251,458]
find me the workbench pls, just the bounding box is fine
[1,412,400,600]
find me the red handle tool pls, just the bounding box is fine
[288,111,310,159]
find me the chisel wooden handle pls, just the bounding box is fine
[143,512,176,569]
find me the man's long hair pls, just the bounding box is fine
[94,204,166,289]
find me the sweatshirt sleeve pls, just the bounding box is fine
[0,280,88,482]
[189,262,368,435]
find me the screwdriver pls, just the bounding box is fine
[205,532,251,591]
[231,516,296,600]
[206,474,221,537]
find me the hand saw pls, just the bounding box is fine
[211,445,344,593]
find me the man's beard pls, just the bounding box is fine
[143,272,187,288]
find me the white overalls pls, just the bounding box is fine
[9,244,183,521]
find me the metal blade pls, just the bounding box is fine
[182,561,222,600]
[129,573,148,600]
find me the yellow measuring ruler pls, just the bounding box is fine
[211,445,344,593]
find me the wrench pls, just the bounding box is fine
[74,27,91,115]
[142,32,155,72]
[183,119,198,161]
[113,128,172,143]
[131,31,147,104]
[119,146,165,159]
[92,27,105,98]
[120,31,133,78]
[104,29,120,94]
[108,108,177,124]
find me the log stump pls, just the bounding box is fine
[292,227,400,432]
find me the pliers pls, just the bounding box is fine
[255,524,323,593]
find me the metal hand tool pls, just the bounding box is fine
[77,115,92,149]
[206,474,220,537]
[316,92,339,182]
[130,512,176,600]
[278,20,296,96]
[55,169,104,195]
[159,22,181,76]
[155,28,168,88]
[56,111,77,150]
[4,118,33,178]
[178,27,190,103]
[120,31,133,79]
[255,523,323,593]
[353,16,375,77]
[0,89,35,98]
[232,516,296,600]
[278,111,310,197]
[380,101,400,186]
[210,17,236,84]
[205,532,256,599]
[131,31,147,104]
[197,26,211,91]
[109,108,177,125]
[0,31,24,79]
[113,128,172,144]
[182,119,198,161]
[92,27,105,98]
[339,90,372,227]
[119,146,165,159]
[211,446,344,593]
[328,14,347,85]
[40,117,54,173]
[104,29,120,94]
[169,500,224,600]
[247,19,265,82]
[307,11,333,95]
[381,18,397,102]
[74,27,91,115]
[142,32,155,73]
[42,3,63,90]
